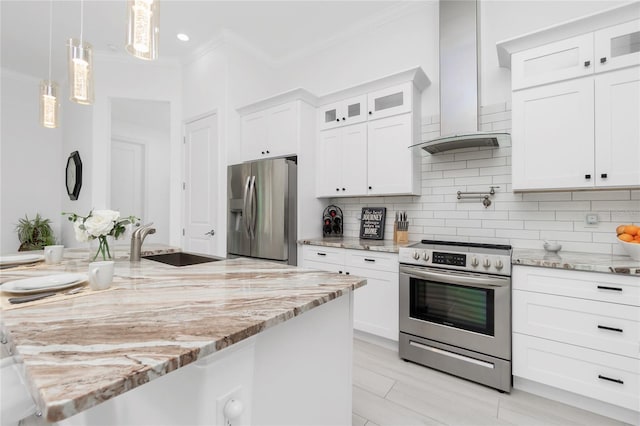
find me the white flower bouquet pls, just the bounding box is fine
[63,210,138,261]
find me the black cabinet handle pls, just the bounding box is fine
[342,117,346,121]
[316,252,326,256]
[336,188,340,192]
[601,173,607,178]
[597,285,622,292]
[266,150,270,154]
[336,118,340,122]
[598,325,623,333]
[584,60,591,67]
[364,258,375,262]
[598,374,623,384]
[345,272,350,275]
[261,151,265,154]
[368,111,372,115]
[342,188,345,191]
[368,186,372,190]
[585,174,591,179]
[600,57,607,64]
[338,270,343,274]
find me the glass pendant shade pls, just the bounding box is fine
[67,38,94,105]
[125,0,159,60]
[39,80,59,128]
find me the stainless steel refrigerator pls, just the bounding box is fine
[227,157,297,265]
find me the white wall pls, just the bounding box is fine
[1,69,63,253]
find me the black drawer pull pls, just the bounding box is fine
[597,285,622,292]
[584,60,591,67]
[598,325,623,333]
[600,173,607,178]
[600,57,607,64]
[316,252,326,256]
[364,258,376,262]
[345,272,350,275]
[585,174,591,179]
[598,374,623,385]
[338,270,343,274]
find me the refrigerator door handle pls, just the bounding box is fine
[242,176,252,238]
[249,175,257,239]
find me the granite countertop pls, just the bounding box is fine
[299,237,415,253]
[0,252,365,422]
[512,248,640,276]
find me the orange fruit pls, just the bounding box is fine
[624,225,639,236]
[635,235,640,242]
[619,233,634,242]
[616,225,626,235]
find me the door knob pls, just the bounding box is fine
[204,229,215,236]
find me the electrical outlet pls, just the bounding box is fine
[216,386,243,426]
[586,213,599,225]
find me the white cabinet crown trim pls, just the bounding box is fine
[316,66,430,107]
[237,88,318,115]
[497,2,640,69]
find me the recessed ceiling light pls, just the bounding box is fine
[176,33,190,42]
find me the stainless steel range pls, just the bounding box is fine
[399,240,512,392]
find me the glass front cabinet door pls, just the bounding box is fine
[318,95,367,131]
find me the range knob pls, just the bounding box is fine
[495,260,504,270]
[470,257,479,267]
[413,252,420,260]
[483,258,492,268]
[422,253,430,261]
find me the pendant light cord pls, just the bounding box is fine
[47,0,53,81]
[79,0,84,45]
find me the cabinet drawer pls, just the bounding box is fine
[511,33,594,90]
[513,333,640,411]
[302,246,345,266]
[345,250,398,273]
[513,290,640,358]
[513,266,640,307]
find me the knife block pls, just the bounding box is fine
[396,230,408,243]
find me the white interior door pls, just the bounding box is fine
[184,114,219,255]
[111,139,145,225]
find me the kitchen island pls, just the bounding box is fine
[0,255,366,425]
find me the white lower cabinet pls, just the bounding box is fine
[513,266,640,414]
[302,245,399,341]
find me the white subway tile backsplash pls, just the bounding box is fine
[524,221,573,231]
[571,190,631,201]
[539,201,591,211]
[480,123,492,131]
[522,192,572,201]
[324,102,639,254]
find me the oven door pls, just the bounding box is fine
[399,264,510,360]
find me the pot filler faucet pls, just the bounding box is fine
[130,223,156,262]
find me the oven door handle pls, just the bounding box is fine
[400,265,510,288]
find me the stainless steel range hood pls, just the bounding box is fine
[412,0,510,154]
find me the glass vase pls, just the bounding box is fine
[90,236,113,261]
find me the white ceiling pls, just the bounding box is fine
[1,0,405,79]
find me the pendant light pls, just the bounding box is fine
[40,0,59,128]
[125,0,160,60]
[67,0,93,105]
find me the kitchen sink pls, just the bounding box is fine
[142,252,224,267]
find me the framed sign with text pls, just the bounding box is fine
[359,207,386,240]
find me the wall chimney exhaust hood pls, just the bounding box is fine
[412,0,510,154]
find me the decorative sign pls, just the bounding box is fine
[359,207,386,240]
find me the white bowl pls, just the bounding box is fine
[618,240,640,261]
[543,242,562,253]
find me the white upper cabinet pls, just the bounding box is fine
[511,33,594,90]
[318,95,367,131]
[502,8,640,191]
[594,19,640,72]
[314,67,429,198]
[512,79,595,190]
[366,82,413,120]
[594,67,640,187]
[241,101,298,161]
[238,89,317,163]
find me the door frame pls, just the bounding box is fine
[182,109,225,256]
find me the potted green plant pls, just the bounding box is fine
[16,213,56,251]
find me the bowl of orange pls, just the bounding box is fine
[616,224,640,260]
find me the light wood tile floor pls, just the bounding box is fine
[352,337,631,426]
